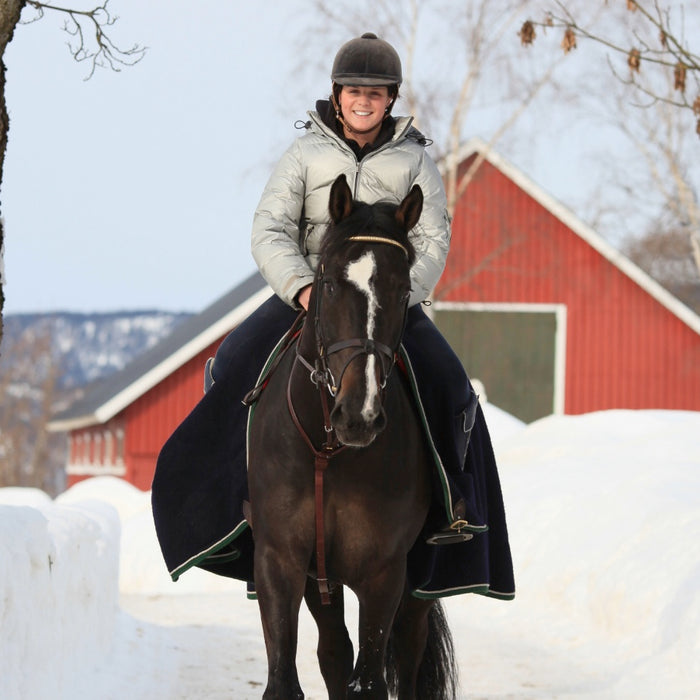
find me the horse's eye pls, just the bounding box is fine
[323,279,335,296]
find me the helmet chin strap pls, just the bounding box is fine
[331,90,396,137]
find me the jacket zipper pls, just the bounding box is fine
[350,119,415,198]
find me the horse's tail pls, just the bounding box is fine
[386,599,458,700]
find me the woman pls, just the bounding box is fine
[153,33,514,599]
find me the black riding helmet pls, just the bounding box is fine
[330,33,402,129]
[331,32,402,87]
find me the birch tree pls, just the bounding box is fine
[300,0,564,216]
[298,0,699,307]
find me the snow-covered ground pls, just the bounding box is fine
[1,405,699,699]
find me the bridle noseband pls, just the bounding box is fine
[296,335,397,398]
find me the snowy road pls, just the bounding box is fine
[119,592,333,700]
[117,588,656,700]
[119,593,268,699]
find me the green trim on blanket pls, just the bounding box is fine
[397,345,454,523]
[398,345,487,533]
[170,519,249,582]
[245,330,294,471]
[242,581,514,602]
[399,343,454,529]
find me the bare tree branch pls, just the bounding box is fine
[519,1,700,281]
[0,323,66,494]
[521,1,700,133]
[448,57,560,216]
[24,0,146,79]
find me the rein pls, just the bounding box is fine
[289,234,409,605]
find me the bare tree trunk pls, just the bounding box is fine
[0,0,26,347]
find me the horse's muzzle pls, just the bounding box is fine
[330,399,387,447]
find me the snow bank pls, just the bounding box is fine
[56,476,239,595]
[0,498,120,700]
[473,409,700,696]
[1,407,699,698]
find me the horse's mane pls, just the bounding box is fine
[320,200,417,267]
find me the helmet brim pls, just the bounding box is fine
[333,75,401,87]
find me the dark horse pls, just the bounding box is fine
[247,175,458,699]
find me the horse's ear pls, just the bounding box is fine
[395,185,423,232]
[329,174,354,224]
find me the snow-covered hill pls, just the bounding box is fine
[1,311,192,494]
[2,311,191,389]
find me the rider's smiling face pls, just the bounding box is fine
[338,85,392,146]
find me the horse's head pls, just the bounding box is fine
[308,174,422,447]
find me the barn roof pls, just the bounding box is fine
[48,272,271,432]
[451,137,700,337]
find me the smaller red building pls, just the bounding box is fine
[48,140,700,490]
[49,274,271,490]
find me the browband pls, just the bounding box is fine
[347,235,409,258]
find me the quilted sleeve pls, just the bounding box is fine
[407,150,451,306]
[251,141,315,308]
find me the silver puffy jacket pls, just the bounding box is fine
[251,110,451,308]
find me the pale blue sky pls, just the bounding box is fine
[3,0,696,314]
[3,0,314,313]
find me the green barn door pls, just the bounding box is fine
[434,308,558,423]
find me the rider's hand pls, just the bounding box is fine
[297,285,312,311]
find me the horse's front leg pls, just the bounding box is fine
[348,560,406,698]
[255,541,308,700]
[303,577,354,699]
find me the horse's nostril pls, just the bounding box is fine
[330,403,344,426]
[373,411,386,433]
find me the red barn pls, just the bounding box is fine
[49,139,700,489]
[433,139,700,421]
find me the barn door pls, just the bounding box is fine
[433,304,565,423]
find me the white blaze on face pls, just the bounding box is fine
[345,251,379,421]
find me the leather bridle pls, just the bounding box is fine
[287,235,410,604]
[297,235,409,396]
